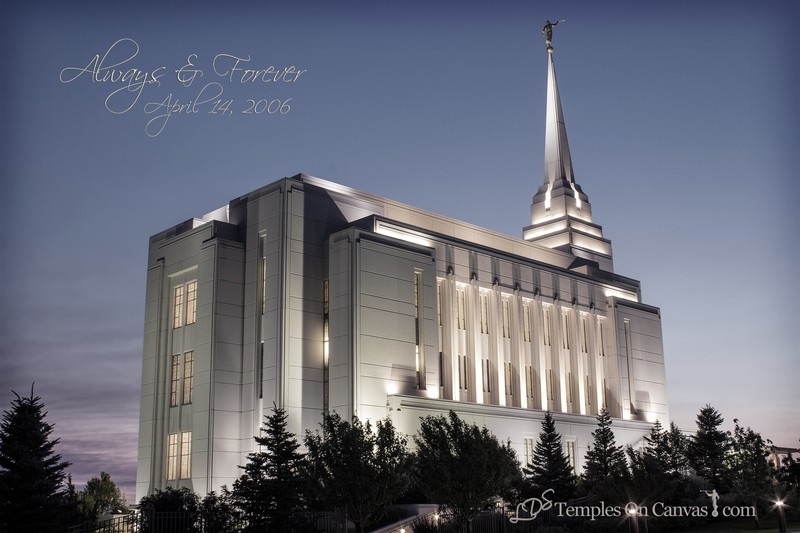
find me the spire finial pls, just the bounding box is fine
[542,19,565,51]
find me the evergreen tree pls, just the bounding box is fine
[728,419,774,529]
[627,421,688,510]
[232,404,308,532]
[524,412,576,500]
[687,404,730,491]
[304,412,409,533]
[0,388,72,533]
[582,408,628,500]
[414,411,521,532]
[665,421,689,476]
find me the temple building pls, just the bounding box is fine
[136,35,668,501]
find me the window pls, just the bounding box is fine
[482,359,491,393]
[459,355,469,390]
[585,375,592,407]
[546,369,554,401]
[502,299,510,338]
[561,312,571,350]
[456,288,466,330]
[173,280,198,328]
[580,315,588,353]
[173,286,184,329]
[523,437,535,467]
[167,431,192,481]
[259,235,267,315]
[170,355,180,407]
[179,431,191,479]
[523,303,531,342]
[597,319,606,356]
[480,293,489,334]
[602,378,608,409]
[439,352,445,387]
[564,440,576,472]
[182,351,194,405]
[566,372,573,403]
[436,283,442,326]
[414,272,424,389]
[526,365,535,400]
[504,362,513,396]
[167,433,179,480]
[542,307,552,346]
[186,281,197,325]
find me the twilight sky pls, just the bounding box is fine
[1,0,798,502]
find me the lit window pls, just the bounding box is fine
[173,286,184,329]
[523,437,535,466]
[259,235,267,315]
[456,289,466,330]
[502,299,510,338]
[179,431,191,479]
[459,355,469,390]
[525,365,535,400]
[564,440,576,472]
[480,294,489,334]
[437,283,442,326]
[167,433,179,481]
[580,316,588,353]
[523,304,531,342]
[505,362,513,396]
[170,355,180,407]
[182,351,194,405]
[542,307,552,346]
[185,281,197,325]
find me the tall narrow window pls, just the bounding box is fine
[414,272,424,389]
[602,378,608,409]
[585,375,592,407]
[522,303,530,342]
[542,307,552,346]
[564,440,576,472]
[526,365,535,400]
[561,312,571,349]
[439,352,445,387]
[456,288,466,330]
[323,280,329,412]
[459,355,468,390]
[523,437,535,466]
[173,285,185,329]
[258,343,264,400]
[179,431,191,479]
[480,293,489,334]
[182,351,194,405]
[566,372,573,403]
[259,235,268,315]
[482,359,491,393]
[546,368,554,401]
[580,316,588,353]
[436,282,442,326]
[597,320,606,356]
[170,355,180,407]
[185,281,197,325]
[504,362,513,396]
[167,433,179,480]
[502,299,510,338]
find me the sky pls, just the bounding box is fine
[1,0,798,503]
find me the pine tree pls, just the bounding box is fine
[232,404,308,532]
[582,408,628,500]
[687,404,730,491]
[0,388,72,533]
[665,421,689,476]
[524,412,576,499]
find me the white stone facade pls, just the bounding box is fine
[135,174,669,501]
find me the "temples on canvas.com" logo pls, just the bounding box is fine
[510,489,756,523]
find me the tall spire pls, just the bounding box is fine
[523,22,614,272]
[544,47,574,186]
